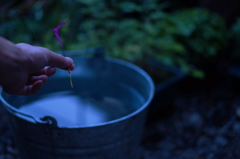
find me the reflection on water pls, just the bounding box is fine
[19,91,139,127]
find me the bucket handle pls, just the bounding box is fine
[0,87,58,126]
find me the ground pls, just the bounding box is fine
[140,89,240,159]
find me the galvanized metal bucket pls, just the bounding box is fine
[0,48,154,159]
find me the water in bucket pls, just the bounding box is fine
[17,81,145,127]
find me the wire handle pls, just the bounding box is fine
[0,87,58,126]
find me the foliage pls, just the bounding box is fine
[0,0,227,78]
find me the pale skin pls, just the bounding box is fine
[0,37,74,96]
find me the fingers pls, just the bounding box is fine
[45,67,56,76]
[17,80,43,96]
[45,51,74,69]
[17,73,47,95]
[61,61,75,71]
[31,80,43,95]
[28,67,55,86]
[27,75,48,85]
[37,47,75,71]
[31,67,56,77]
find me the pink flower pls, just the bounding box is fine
[53,22,66,48]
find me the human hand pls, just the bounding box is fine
[0,37,74,95]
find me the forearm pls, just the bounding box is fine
[0,37,28,87]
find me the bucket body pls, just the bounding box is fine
[0,51,154,159]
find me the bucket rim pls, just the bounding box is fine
[0,57,155,128]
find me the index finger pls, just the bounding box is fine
[16,43,75,73]
[41,47,74,69]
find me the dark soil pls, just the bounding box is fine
[140,89,240,159]
[1,78,240,159]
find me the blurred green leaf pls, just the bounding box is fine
[0,0,227,79]
[119,2,139,13]
[191,70,205,79]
